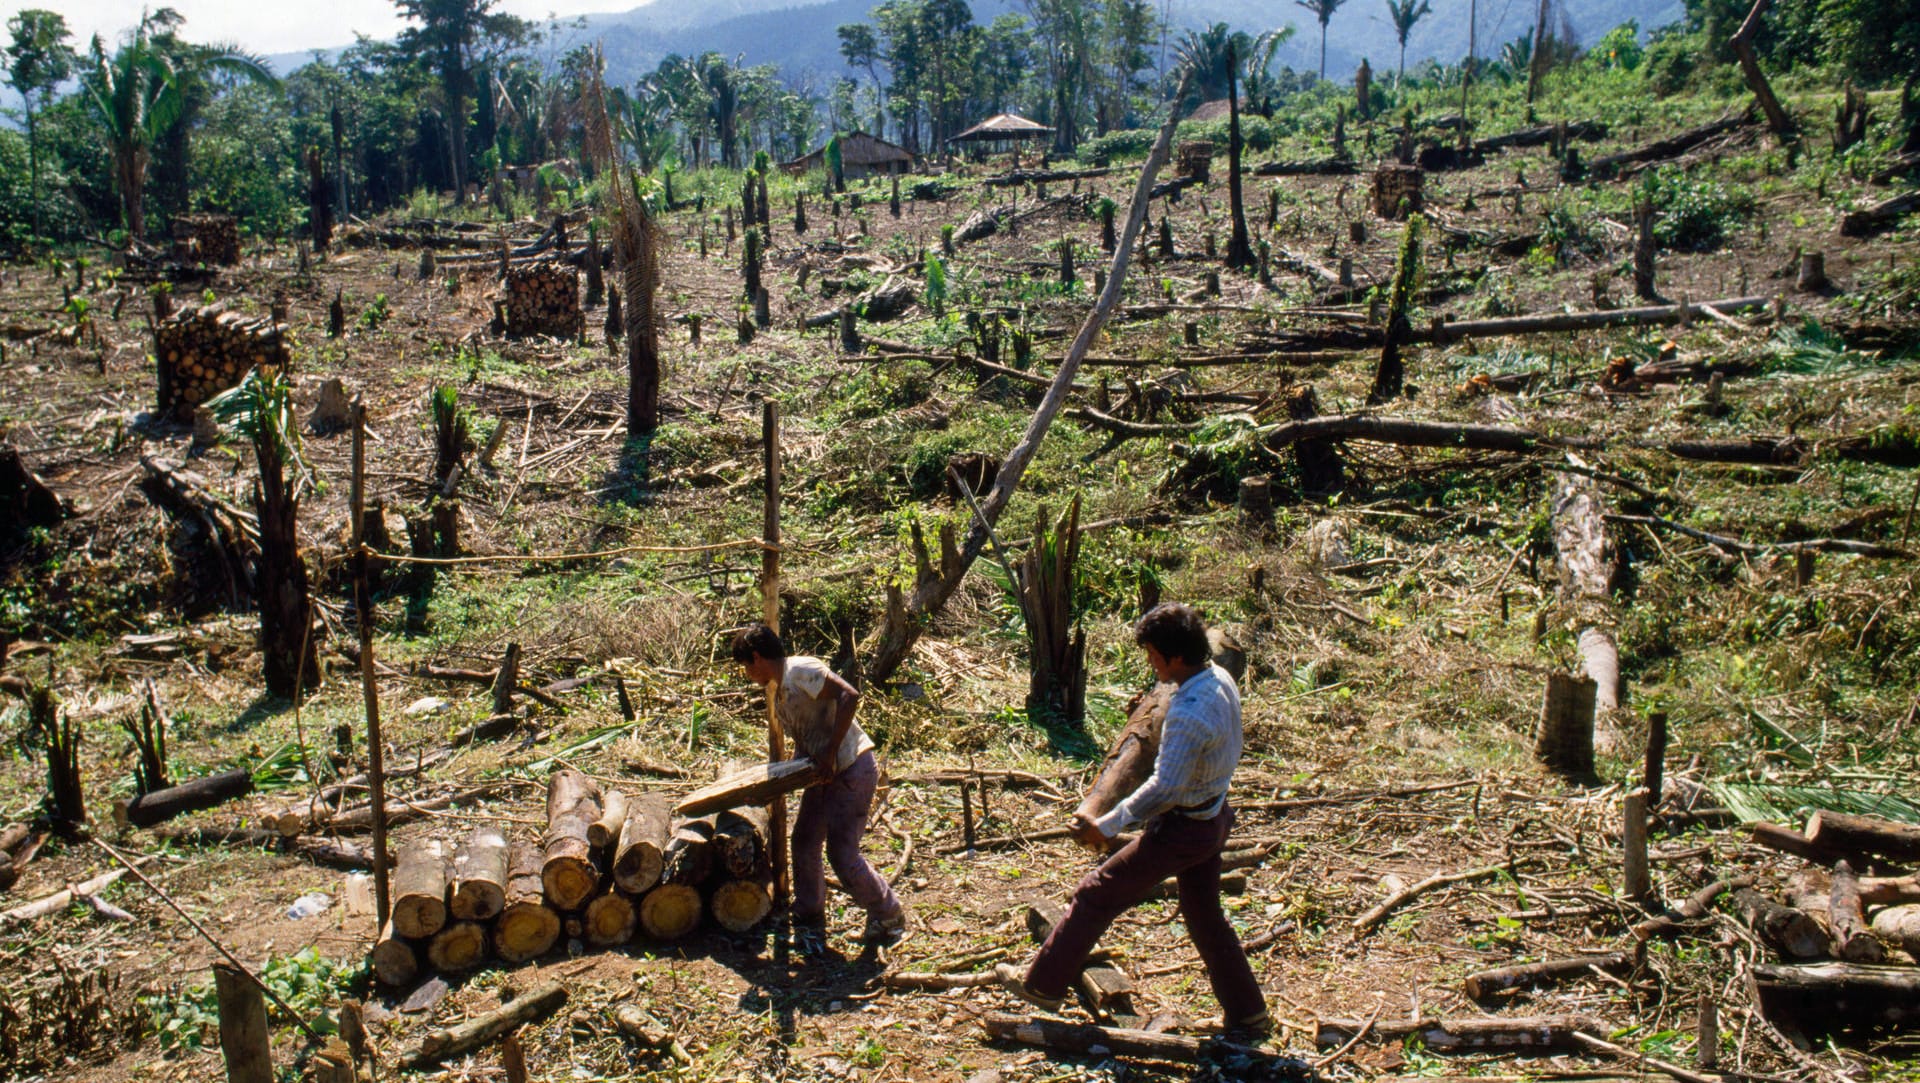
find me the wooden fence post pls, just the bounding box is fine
[351,401,391,928]
[762,402,788,918]
[214,961,273,1083]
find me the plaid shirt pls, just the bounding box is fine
[1095,663,1243,837]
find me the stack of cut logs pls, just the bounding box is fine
[1371,164,1424,220]
[172,214,242,266]
[1175,141,1212,182]
[370,768,774,986]
[154,304,291,420]
[502,261,582,338]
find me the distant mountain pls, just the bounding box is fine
[269,0,1685,100]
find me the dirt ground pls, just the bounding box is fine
[3,92,1920,1083]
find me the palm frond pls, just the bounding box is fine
[1706,782,1920,826]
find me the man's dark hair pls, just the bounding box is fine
[1134,603,1211,665]
[730,623,787,665]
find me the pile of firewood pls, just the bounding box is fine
[1371,164,1424,220]
[502,261,582,338]
[370,768,774,986]
[171,214,241,266]
[153,304,290,420]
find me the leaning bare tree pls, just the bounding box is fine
[863,72,1192,685]
[208,367,319,698]
[580,62,661,438]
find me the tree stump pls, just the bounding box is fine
[1535,672,1597,778]
[1370,165,1424,219]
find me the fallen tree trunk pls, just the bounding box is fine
[114,768,254,828]
[1551,474,1622,753]
[1353,863,1510,936]
[1315,1013,1603,1052]
[983,1013,1275,1063]
[323,783,509,833]
[1613,515,1909,558]
[1074,684,1175,826]
[1463,953,1633,999]
[1732,886,1829,959]
[1633,876,1752,939]
[1589,115,1752,177]
[397,982,567,1069]
[1252,157,1358,176]
[674,759,819,817]
[1,861,145,924]
[1808,811,1920,863]
[494,842,561,964]
[1752,962,1920,1027]
[1473,120,1605,153]
[1870,904,1920,957]
[542,769,603,911]
[614,792,672,893]
[982,167,1112,187]
[1423,296,1768,343]
[1830,860,1887,963]
[863,73,1190,685]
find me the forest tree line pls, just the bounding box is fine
[2,0,1916,252]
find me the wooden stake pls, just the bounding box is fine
[351,401,392,930]
[1623,788,1651,903]
[762,401,788,914]
[1697,991,1718,1069]
[1644,711,1668,810]
[215,961,273,1083]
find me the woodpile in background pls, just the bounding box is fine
[369,767,774,986]
[1371,165,1425,220]
[153,305,290,420]
[1175,141,1212,182]
[171,214,241,266]
[502,261,582,338]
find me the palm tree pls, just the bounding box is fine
[1386,0,1433,83]
[5,10,75,244]
[1296,0,1347,80]
[82,13,276,241]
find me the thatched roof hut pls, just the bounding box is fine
[781,131,914,178]
[1185,99,1254,123]
[948,113,1054,144]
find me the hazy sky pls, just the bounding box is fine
[0,0,649,57]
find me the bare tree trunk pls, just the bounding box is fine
[1225,42,1254,270]
[864,76,1191,684]
[255,434,318,699]
[1731,0,1794,137]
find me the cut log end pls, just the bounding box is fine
[638,883,702,940]
[711,879,773,933]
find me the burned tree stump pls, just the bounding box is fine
[1535,671,1597,778]
[1176,140,1212,181]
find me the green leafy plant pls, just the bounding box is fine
[144,947,347,1051]
[359,292,391,331]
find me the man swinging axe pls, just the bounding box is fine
[997,602,1271,1037]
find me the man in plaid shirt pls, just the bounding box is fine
[998,603,1270,1037]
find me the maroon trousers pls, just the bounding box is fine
[790,750,902,925]
[1025,804,1265,1023]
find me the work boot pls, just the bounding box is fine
[992,963,1067,1013]
[861,906,911,946]
[1219,1010,1275,1044]
[791,917,829,956]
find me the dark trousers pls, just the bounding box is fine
[1025,804,1265,1023]
[790,750,902,924]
